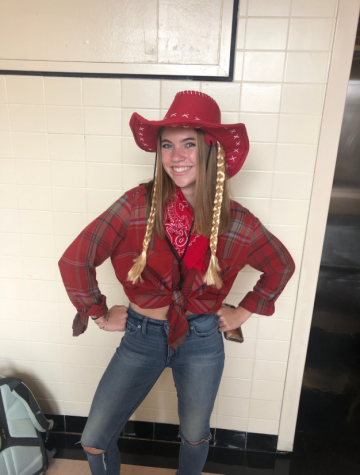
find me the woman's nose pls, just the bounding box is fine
[172,147,185,161]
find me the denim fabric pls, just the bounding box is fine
[81,304,225,475]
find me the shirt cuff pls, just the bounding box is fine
[85,300,108,319]
[239,291,275,316]
[72,298,108,337]
[72,312,87,337]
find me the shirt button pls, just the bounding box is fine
[137,325,141,328]
[190,326,194,330]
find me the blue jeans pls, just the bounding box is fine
[81,304,225,475]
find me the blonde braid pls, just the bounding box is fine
[127,176,158,284]
[203,141,226,289]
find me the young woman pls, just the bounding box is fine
[59,91,295,475]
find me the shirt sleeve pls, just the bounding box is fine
[238,215,296,316]
[58,193,131,334]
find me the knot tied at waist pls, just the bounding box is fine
[172,289,187,313]
[166,289,189,350]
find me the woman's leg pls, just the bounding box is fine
[81,311,168,475]
[171,313,225,475]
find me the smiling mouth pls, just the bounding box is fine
[172,166,192,172]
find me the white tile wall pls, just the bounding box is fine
[248,418,279,435]
[234,52,244,81]
[85,135,121,163]
[0,184,17,209]
[248,0,291,17]
[0,76,7,103]
[0,255,23,278]
[50,161,86,188]
[291,0,337,18]
[122,80,161,108]
[243,143,277,171]
[278,115,322,144]
[84,107,121,136]
[86,189,121,214]
[245,19,289,50]
[6,76,45,105]
[0,233,22,256]
[47,106,84,135]
[86,163,123,190]
[201,83,241,112]
[0,133,12,157]
[9,105,46,133]
[83,78,121,107]
[19,210,54,234]
[0,105,10,132]
[284,52,330,83]
[281,85,324,115]
[13,133,48,159]
[44,77,82,106]
[240,83,282,112]
[243,52,285,82]
[52,187,87,213]
[53,212,88,236]
[239,113,279,142]
[49,134,85,162]
[0,0,338,438]
[0,159,15,183]
[288,19,335,51]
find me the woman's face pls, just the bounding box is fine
[161,127,197,199]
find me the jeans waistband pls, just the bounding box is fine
[128,304,217,326]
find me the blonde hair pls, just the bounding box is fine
[127,129,230,288]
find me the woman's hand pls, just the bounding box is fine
[94,305,128,332]
[217,305,252,333]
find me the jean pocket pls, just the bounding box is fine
[125,317,141,335]
[191,314,219,337]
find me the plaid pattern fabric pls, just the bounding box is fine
[58,185,296,350]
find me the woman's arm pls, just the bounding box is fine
[58,193,131,335]
[217,305,252,332]
[238,215,296,316]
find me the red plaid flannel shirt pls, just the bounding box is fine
[58,185,295,349]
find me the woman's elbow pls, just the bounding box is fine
[287,255,296,279]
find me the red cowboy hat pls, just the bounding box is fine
[129,90,249,178]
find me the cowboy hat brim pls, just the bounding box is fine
[130,113,249,179]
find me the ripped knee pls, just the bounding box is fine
[188,438,206,445]
[179,433,212,445]
[82,444,104,455]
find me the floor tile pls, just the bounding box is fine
[45,459,215,475]
[45,458,88,475]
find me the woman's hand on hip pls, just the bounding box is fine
[216,305,252,332]
[95,305,128,332]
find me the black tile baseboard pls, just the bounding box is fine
[124,420,154,440]
[44,417,360,475]
[65,415,87,434]
[45,414,278,453]
[246,432,277,452]
[214,428,246,450]
[44,432,286,474]
[154,421,180,442]
[45,414,66,433]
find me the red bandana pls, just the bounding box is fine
[164,188,209,271]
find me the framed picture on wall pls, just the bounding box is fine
[0,0,239,80]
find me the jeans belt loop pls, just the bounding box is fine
[142,317,148,335]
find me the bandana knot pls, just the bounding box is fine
[164,188,209,271]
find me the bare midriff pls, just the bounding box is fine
[130,302,192,320]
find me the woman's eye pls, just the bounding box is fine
[162,144,172,149]
[186,142,196,148]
